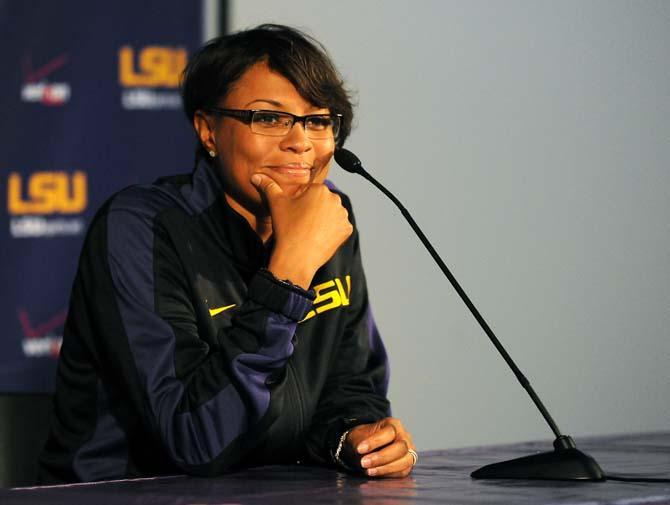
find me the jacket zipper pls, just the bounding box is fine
[287,360,304,443]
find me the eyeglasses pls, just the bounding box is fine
[206,108,342,140]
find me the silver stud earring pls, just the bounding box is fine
[208,150,216,158]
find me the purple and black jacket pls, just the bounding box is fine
[39,159,390,483]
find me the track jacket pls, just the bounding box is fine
[38,159,390,483]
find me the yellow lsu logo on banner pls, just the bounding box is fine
[7,172,87,215]
[301,275,352,323]
[119,46,187,88]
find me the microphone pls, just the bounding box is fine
[333,148,362,174]
[334,147,604,481]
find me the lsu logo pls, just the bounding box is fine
[301,275,351,322]
[118,45,187,88]
[7,171,87,215]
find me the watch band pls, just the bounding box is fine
[333,429,357,471]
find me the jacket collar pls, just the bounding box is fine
[192,158,272,271]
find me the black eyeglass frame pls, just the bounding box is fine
[205,107,342,139]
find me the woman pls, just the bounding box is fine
[39,24,416,483]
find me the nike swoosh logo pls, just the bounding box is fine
[24,53,69,83]
[209,304,236,317]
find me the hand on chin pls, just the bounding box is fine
[279,181,310,198]
[261,170,314,198]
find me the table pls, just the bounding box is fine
[3,432,669,504]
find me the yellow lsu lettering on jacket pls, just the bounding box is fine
[118,46,187,88]
[7,172,87,215]
[301,275,351,323]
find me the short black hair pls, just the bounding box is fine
[181,24,354,162]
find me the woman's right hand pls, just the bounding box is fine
[251,173,353,289]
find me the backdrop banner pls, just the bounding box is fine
[0,0,204,392]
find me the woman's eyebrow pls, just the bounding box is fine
[244,98,283,107]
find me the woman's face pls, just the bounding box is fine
[199,61,335,216]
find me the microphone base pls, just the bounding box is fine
[471,438,605,481]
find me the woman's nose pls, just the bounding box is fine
[279,121,312,153]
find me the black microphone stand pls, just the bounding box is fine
[335,148,604,481]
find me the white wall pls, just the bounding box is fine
[230,1,670,451]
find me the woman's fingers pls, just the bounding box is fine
[363,446,415,477]
[356,423,397,454]
[360,439,408,469]
[345,417,417,479]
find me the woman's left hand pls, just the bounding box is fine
[344,417,417,478]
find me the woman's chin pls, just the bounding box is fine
[280,182,308,197]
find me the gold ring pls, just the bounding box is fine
[408,448,418,466]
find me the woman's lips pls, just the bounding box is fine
[266,163,313,178]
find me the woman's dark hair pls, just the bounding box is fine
[181,24,354,162]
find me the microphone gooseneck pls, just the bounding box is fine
[335,147,604,481]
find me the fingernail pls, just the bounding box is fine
[357,443,369,453]
[361,457,372,468]
[367,468,377,476]
[251,174,261,186]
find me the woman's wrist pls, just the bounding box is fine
[267,253,316,290]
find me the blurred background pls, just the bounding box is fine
[2,0,669,455]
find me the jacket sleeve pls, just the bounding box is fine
[80,202,314,476]
[303,204,392,467]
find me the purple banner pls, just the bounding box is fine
[0,0,206,392]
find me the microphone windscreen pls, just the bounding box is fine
[334,148,362,173]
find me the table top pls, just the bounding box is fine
[3,432,670,504]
